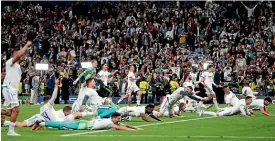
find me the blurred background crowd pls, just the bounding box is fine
[1,1,275,104]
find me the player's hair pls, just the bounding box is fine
[63,106,72,112]
[187,86,193,91]
[111,112,121,118]
[86,78,94,86]
[245,96,252,100]
[43,96,51,102]
[91,59,97,63]
[145,104,154,109]
[222,85,229,89]
[207,64,214,70]
[178,102,185,110]
[154,102,160,107]
[264,97,272,103]
[242,79,249,86]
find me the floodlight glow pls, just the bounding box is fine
[35,63,49,70]
[81,62,92,68]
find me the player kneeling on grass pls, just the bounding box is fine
[32,112,140,131]
[246,97,273,116]
[117,104,161,122]
[153,102,186,118]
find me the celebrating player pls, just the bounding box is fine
[197,65,220,111]
[117,65,142,106]
[117,104,161,122]
[32,112,140,131]
[247,97,273,116]
[2,41,32,136]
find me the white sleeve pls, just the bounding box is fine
[242,87,247,95]
[98,71,103,77]
[6,58,13,69]
[49,87,58,105]
[240,105,247,116]
[224,95,231,104]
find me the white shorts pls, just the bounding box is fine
[167,97,178,115]
[2,87,19,109]
[230,104,241,115]
[126,84,140,95]
[72,100,82,113]
[204,85,215,95]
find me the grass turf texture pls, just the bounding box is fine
[1,104,275,141]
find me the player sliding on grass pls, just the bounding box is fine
[117,104,161,122]
[153,101,186,118]
[40,79,95,123]
[3,106,72,127]
[32,112,140,131]
[245,97,273,116]
[199,96,253,117]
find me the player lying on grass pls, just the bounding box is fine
[72,78,119,114]
[245,97,273,116]
[199,96,253,117]
[117,104,161,122]
[2,106,73,127]
[32,112,140,131]
[40,79,95,122]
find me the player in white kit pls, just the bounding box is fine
[97,64,118,97]
[159,86,194,118]
[241,80,256,99]
[32,112,140,131]
[39,79,95,126]
[72,60,98,113]
[117,65,142,106]
[117,104,161,122]
[239,96,253,116]
[153,100,186,117]
[197,65,220,112]
[2,41,32,136]
[3,106,72,127]
[247,97,273,116]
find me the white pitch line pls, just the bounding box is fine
[61,116,216,137]
[74,134,275,139]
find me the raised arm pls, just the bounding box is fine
[12,41,32,64]
[49,79,59,105]
[73,68,94,85]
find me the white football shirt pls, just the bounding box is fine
[127,72,136,86]
[224,91,240,106]
[98,70,111,86]
[249,99,264,109]
[242,86,256,99]
[201,71,214,86]
[3,58,22,93]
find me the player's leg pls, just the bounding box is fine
[210,93,219,111]
[103,98,120,110]
[199,110,217,116]
[34,121,80,130]
[230,104,241,115]
[158,96,169,117]
[97,106,117,118]
[136,90,142,106]
[117,94,128,104]
[20,114,44,127]
[3,87,21,136]
[217,107,232,116]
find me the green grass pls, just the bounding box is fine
[1,104,275,141]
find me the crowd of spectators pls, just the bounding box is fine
[1,1,275,104]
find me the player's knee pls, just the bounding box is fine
[12,106,20,114]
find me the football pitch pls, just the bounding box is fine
[1,104,275,141]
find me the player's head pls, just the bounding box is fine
[102,64,108,70]
[154,102,160,111]
[245,96,253,105]
[43,95,51,103]
[207,64,215,72]
[223,85,230,94]
[264,97,272,106]
[86,78,96,88]
[184,86,193,92]
[242,79,249,86]
[62,106,72,116]
[91,59,98,67]
[178,102,186,111]
[145,104,155,114]
[111,112,121,124]
[129,65,135,72]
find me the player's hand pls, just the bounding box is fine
[136,128,143,131]
[73,80,77,85]
[55,79,59,86]
[26,41,33,46]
